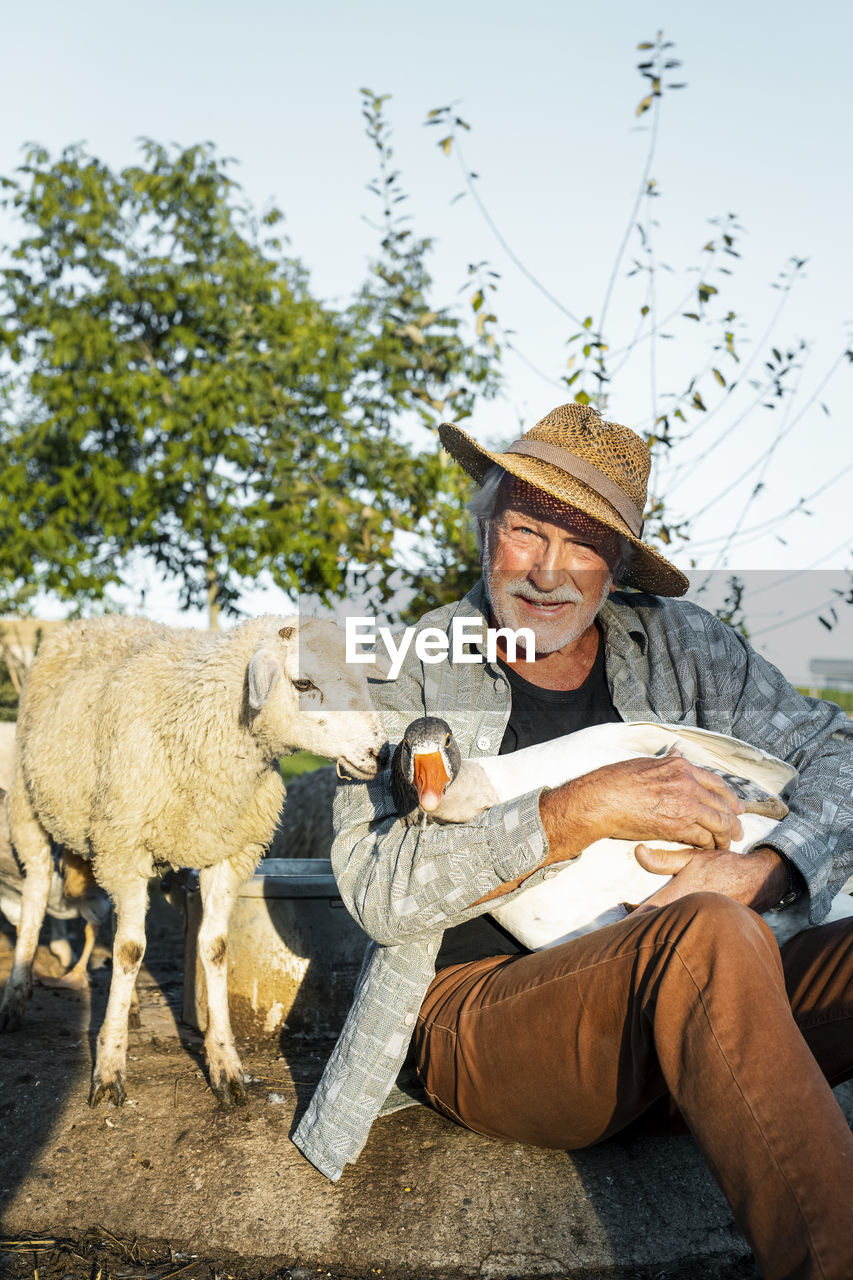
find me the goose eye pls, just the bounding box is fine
[293,678,316,693]
[444,733,451,746]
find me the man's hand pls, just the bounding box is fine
[631,842,790,914]
[540,752,745,865]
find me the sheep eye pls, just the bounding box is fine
[293,678,316,693]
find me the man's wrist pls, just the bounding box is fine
[753,845,804,912]
[539,778,601,864]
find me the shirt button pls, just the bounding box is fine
[404,1013,415,1027]
[476,735,491,751]
[425,941,434,955]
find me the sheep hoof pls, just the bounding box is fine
[0,1008,23,1033]
[39,970,90,992]
[213,1075,249,1108]
[0,990,29,1032]
[89,1074,126,1108]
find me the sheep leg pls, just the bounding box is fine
[47,918,99,991]
[198,860,249,1107]
[109,903,140,1025]
[0,781,53,1031]
[128,983,140,1029]
[90,875,148,1107]
[48,918,74,971]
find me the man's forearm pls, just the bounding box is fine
[538,779,603,865]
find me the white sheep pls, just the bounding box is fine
[1,722,112,983]
[0,614,387,1107]
[1,796,111,984]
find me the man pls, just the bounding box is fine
[293,404,853,1279]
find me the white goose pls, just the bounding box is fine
[391,718,853,948]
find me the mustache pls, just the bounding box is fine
[502,579,585,605]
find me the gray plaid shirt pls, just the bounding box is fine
[292,583,853,1181]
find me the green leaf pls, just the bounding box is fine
[0,132,500,624]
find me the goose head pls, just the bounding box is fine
[390,717,463,822]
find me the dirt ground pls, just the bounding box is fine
[3,888,845,1280]
[0,882,762,1280]
[0,891,343,1280]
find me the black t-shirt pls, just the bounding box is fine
[498,627,622,754]
[437,630,624,969]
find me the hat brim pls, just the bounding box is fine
[439,420,689,599]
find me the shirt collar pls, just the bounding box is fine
[597,591,650,656]
[450,580,492,654]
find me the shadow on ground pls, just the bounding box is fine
[4,893,851,1279]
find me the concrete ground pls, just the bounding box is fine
[1,896,850,1280]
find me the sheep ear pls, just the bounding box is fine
[248,650,282,710]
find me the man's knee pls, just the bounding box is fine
[633,893,787,1011]
[653,891,776,951]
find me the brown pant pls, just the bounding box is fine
[413,893,853,1280]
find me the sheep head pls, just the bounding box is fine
[247,617,388,779]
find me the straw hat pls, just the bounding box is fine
[439,402,689,598]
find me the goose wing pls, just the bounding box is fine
[623,721,797,798]
[470,720,796,807]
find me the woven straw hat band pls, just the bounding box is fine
[505,439,644,537]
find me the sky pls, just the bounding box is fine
[3,0,852,682]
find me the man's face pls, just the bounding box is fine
[483,481,621,656]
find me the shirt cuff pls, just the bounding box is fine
[486,787,550,884]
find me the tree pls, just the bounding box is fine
[0,654,18,722]
[426,33,852,590]
[0,129,498,625]
[340,91,496,620]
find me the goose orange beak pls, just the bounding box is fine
[413,750,451,812]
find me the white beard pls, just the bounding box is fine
[483,542,612,656]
